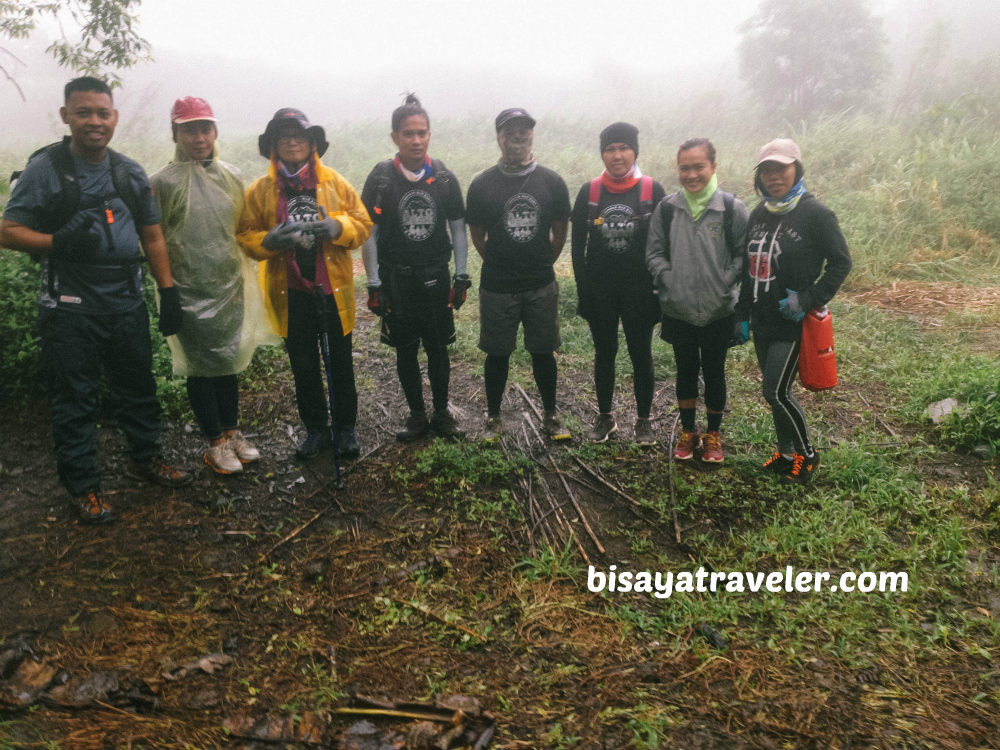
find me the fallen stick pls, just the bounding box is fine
[667,412,681,545]
[570,456,644,509]
[259,509,324,561]
[388,596,487,643]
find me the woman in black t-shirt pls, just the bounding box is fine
[361,94,470,442]
[571,122,665,445]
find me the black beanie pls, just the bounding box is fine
[600,122,639,156]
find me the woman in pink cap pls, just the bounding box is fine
[151,97,278,475]
[733,138,852,484]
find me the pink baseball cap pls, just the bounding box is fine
[170,96,216,124]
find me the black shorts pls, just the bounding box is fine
[659,312,735,348]
[381,265,455,349]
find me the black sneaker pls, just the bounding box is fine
[396,413,429,443]
[129,456,193,488]
[295,428,333,460]
[336,427,361,458]
[588,414,618,443]
[430,409,465,440]
[782,451,821,484]
[72,490,116,525]
[761,451,794,474]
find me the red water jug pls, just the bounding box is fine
[799,307,837,391]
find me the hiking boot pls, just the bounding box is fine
[543,411,572,441]
[762,451,794,474]
[481,415,503,442]
[130,456,193,488]
[783,451,821,484]
[295,427,332,460]
[673,429,700,461]
[204,441,243,475]
[226,430,260,463]
[701,431,724,463]
[72,490,116,525]
[336,427,361,458]
[396,412,430,442]
[430,409,465,440]
[633,418,656,446]
[588,414,618,443]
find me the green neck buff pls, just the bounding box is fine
[683,173,718,221]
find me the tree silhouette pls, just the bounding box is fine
[739,0,888,118]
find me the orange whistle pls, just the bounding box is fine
[105,208,114,224]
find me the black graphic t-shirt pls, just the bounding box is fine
[361,159,465,269]
[283,185,321,281]
[466,164,571,293]
[570,178,666,287]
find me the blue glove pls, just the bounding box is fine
[778,289,805,322]
[733,319,750,345]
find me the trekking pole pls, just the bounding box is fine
[313,285,345,490]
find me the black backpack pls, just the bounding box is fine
[656,191,739,263]
[369,157,451,220]
[9,136,142,235]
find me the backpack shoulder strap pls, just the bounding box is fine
[722,191,738,259]
[638,175,653,213]
[587,177,603,224]
[658,198,674,263]
[106,149,142,224]
[371,159,396,217]
[28,138,81,233]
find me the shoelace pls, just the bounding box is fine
[85,493,107,514]
[789,454,806,475]
[762,451,784,468]
[704,433,721,450]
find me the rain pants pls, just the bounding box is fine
[151,145,279,376]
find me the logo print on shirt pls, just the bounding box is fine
[747,233,779,281]
[503,193,540,244]
[286,194,320,250]
[599,204,635,254]
[399,189,436,242]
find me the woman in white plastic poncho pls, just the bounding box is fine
[151,97,280,474]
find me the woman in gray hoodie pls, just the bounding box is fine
[646,138,748,463]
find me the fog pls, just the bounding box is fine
[1,0,998,144]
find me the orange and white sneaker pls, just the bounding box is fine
[782,451,821,484]
[673,429,700,460]
[701,431,724,463]
[204,441,243,475]
[226,430,260,463]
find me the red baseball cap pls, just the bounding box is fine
[171,96,216,124]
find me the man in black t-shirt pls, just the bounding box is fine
[0,77,192,525]
[466,108,571,440]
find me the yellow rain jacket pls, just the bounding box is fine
[152,145,280,377]
[237,155,372,338]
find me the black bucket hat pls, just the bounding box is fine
[258,107,329,158]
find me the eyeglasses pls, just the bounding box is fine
[277,133,308,143]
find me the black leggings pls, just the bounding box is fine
[485,352,557,415]
[186,374,239,439]
[397,343,451,415]
[754,336,812,454]
[587,301,655,417]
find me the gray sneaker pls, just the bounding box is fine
[481,415,503,442]
[633,418,656,446]
[588,414,618,443]
[543,411,572,441]
[431,409,465,440]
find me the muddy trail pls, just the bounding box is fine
[1,299,998,749]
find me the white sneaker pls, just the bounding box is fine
[204,441,243,474]
[226,431,260,463]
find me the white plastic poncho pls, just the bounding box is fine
[152,145,280,376]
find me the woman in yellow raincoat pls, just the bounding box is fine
[237,108,372,461]
[152,97,279,475]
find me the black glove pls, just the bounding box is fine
[262,222,303,252]
[450,273,472,310]
[367,284,390,317]
[51,215,101,259]
[306,217,342,241]
[158,286,183,336]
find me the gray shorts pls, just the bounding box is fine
[478,280,561,355]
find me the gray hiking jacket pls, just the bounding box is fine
[645,189,749,327]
